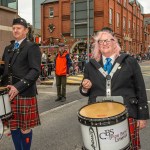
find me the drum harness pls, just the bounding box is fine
[90,54,129,99]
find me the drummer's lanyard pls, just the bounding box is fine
[98,62,120,96]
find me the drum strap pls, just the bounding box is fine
[90,54,129,96]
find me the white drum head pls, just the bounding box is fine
[0,119,3,139]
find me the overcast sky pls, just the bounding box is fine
[18,0,150,25]
[138,0,150,14]
[18,0,32,24]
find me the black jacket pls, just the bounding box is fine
[0,38,41,97]
[80,54,149,120]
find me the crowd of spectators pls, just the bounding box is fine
[39,49,150,80]
[125,51,150,63]
[40,50,88,80]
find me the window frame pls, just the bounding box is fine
[49,7,54,18]
[117,13,120,27]
[109,8,113,25]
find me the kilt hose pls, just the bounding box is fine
[128,118,140,150]
[5,95,41,131]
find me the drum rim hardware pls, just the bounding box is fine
[78,112,128,127]
[78,102,129,127]
[81,142,132,150]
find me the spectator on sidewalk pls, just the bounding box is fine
[54,43,71,102]
[41,51,47,64]
[47,54,53,77]
[0,18,41,150]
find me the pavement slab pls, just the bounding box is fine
[40,74,83,85]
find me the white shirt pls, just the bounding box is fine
[102,55,116,65]
[15,38,26,45]
[42,53,47,63]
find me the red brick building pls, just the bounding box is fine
[143,14,150,52]
[41,0,150,54]
[0,2,18,58]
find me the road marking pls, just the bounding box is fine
[148,101,150,103]
[38,91,56,94]
[143,74,150,76]
[141,66,150,68]
[146,89,150,91]
[40,100,79,116]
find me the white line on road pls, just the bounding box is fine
[40,100,79,116]
[38,91,56,94]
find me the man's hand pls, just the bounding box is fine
[7,85,19,100]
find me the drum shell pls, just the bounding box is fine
[0,89,12,119]
[78,102,130,150]
[0,119,3,139]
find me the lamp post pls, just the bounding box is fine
[87,0,90,62]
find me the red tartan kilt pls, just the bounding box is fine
[4,96,40,130]
[128,118,141,150]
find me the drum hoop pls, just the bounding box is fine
[0,112,12,120]
[0,88,8,95]
[82,142,132,150]
[78,102,128,127]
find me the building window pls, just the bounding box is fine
[133,6,136,15]
[124,0,126,7]
[109,8,113,24]
[123,17,126,30]
[145,34,147,41]
[137,25,139,33]
[133,22,135,31]
[128,20,131,30]
[49,7,54,18]
[0,0,17,9]
[117,13,120,27]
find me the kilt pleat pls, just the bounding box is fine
[6,95,41,130]
[128,118,140,150]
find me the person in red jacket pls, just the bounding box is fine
[55,43,71,102]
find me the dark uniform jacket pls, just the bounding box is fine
[0,38,41,97]
[80,54,149,120]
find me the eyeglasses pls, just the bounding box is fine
[98,39,114,45]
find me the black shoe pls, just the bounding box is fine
[55,97,62,101]
[61,97,66,102]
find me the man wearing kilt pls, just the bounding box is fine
[80,27,149,149]
[0,18,41,150]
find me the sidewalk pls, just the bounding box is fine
[39,60,150,86]
[40,74,83,85]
